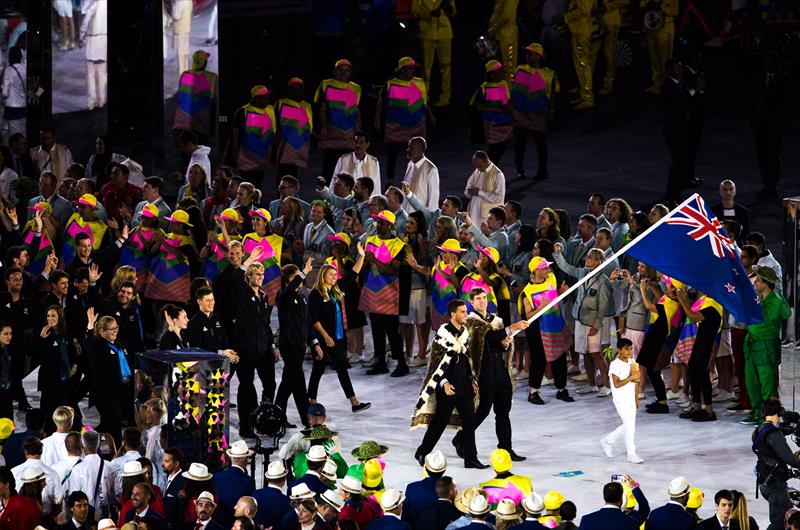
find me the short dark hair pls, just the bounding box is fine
[505,200,522,219]
[145,176,164,191]
[746,231,766,247]
[473,150,489,160]
[444,195,462,210]
[6,246,26,264]
[281,264,300,284]
[372,195,389,210]
[714,489,734,505]
[435,476,454,498]
[118,281,137,293]
[447,299,466,316]
[25,408,45,431]
[74,267,90,283]
[788,511,800,529]
[762,398,783,418]
[353,130,369,141]
[560,500,576,521]
[356,177,374,195]
[336,173,355,190]
[0,467,15,492]
[67,490,89,508]
[589,193,606,205]
[386,187,404,205]
[232,516,256,530]
[163,447,185,466]
[3,266,23,282]
[578,214,598,227]
[722,220,741,239]
[49,270,69,285]
[178,130,198,145]
[617,338,633,350]
[123,426,142,449]
[665,57,682,70]
[741,244,759,261]
[596,227,612,239]
[74,232,92,246]
[22,436,43,456]
[488,207,506,224]
[0,321,11,333]
[469,287,487,300]
[603,482,624,503]
[112,163,130,177]
[65,433,82,453]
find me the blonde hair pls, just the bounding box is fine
[238,182,262,205]
[586,248,605,263]
[245,262,265,283]
[731,490,751,530]
[94,316,117,338]
[145,398,167,420]
[315,263,343,302]
[53,406,75,429]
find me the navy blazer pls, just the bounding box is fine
[213,466,257,526]
[124,507,164,523]
[367,514,412,530]
[181,520,226,530]
[163,473,186,527]
[403,477,438,522]
[253,485,292,529]
[578,506,639,530]
[1,429,42,469]
[289,472,329,495]
[513,519,548,530]
[414,499,462,530]
[644,503,696,530]
[460,522,496,530]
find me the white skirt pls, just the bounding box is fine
[399,289,428,325]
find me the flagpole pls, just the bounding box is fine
[512,193,701,336]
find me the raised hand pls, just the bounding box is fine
[303,256,314,275]
[89,263,103,283]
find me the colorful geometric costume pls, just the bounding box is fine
[144,233,193,302]
[276,98,313,168]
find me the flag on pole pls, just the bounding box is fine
[625,193,763,325]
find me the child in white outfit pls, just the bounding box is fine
[601,338,644,464]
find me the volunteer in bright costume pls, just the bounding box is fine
[412,0,455,108]
[62,193,109,267]
[480,449,532,506]
[173,49,218,141]
[459,246,510,325]
[471,60,512,164]
[228,85,276,187]
[375,57,431,184]
[145,209,198,303]
[539,490,566,527]
[315,59,362,178]
[238,208,291,306]
[488,0,520,82]
[644,0,679,94]
[119,203,165,292]
[558,0,596,109]
[22,202,56,276]
[358,210,409,377]
[519,256,572,405]
[593,0,628,95]
[511,43,559,180]
[430,239,469,331]
[201,207,243,282]
[276,78,313,177]
[675,288,723,422]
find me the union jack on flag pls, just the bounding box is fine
[625,194,763,325]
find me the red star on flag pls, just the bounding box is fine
[725,283,736,293]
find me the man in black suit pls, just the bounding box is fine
[413,477,461,530]
[186,286,236,361]
[661,57,691,205]
[8,133,36,180]
[183,491,226,530]
[161,447,186,528]
[683,49,705,187]
[697,489,736,529]
[58,490,92,530]
[752,52,790,200]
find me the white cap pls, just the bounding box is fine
[380,488,405,511]
[121,460,145,477]
[197,491,217,506]
[265,460,288,480]
[290,483,315,500]
[669,476,691,497]
[424,450,447,473]
[307,445,327,462]
[226,440,254,458]
[521,492,544,515]
[468,495,490,515]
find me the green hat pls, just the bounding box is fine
[304,425,337,440]
[351,440,389,460]
[345,463,365,481]
[752,265,778,286]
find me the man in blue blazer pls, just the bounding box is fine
[161,447,186,529]
[253,460,293,529]
[413,476,461,530]
[644,477,697,530]
[517,492,547,530]
[288,445,329,495]
[578,482,639,530]
[212,441,257,527]
[403,450,447,523]
[367,489,411,530]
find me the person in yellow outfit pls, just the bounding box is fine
[644,0,679,94]
[479,449,532,508]
[413,0,455,107]
[594,0,629,95]
[557,0,595,109]
[488,0,520,82]
[538,490,565,527]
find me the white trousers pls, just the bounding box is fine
[87,60,107,108]
[175,33,190,72]
[606,402,636,456]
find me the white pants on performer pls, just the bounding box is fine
[87,60,107,109]
[175,33,190,73]
[606,402,636,456]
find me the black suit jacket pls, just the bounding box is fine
[163,472,186,527]
[662,78,690,136]
[441,324,475,399]
[413,499,462,530]
[277,274,315,350]
[697,516,741,530]
[181,520,226,530]
[231,268,274,353]
[10,152,35,179]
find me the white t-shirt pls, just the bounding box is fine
[609,357,636,407]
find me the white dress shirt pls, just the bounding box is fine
[332,152,382,196]
[402,156,439,211]
[11,458,65,515]
[30,143,74,180]
[112,450,142,493]
[68,453,117,517]
[41,432,70,467]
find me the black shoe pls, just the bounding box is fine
[229,403,237,409]
[527,392,545,405]
[284,421,297,429]
[645,402,669,414]
[17,402,32,412]
[352,402,371,413]
[692,410,717,422]
[465,458,490,469]
[367,364,389,375]
[556,389,575,403]
[414,450,425,466]
[391,365,409,377]
[645,400,661,409]
[727,403,747,412]
[452,436,464,459]
[679,408,701,419]
[508,449,527,462]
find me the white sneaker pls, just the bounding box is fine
[637,392,646,400]
[600,437,613,458]
[675,394,691,406]
[541,377,554,386]
[713,389,736,403]
[627,453,644,464]
[347,353,362,363]
[362,357,378,368]
[407,357,427,368]
[666,390,682,400]
[577,385,599,394]
[515,370,529,381]
[572,373,589,382]
[596,387,612,397]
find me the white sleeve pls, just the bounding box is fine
[331,157,344,183]
[427,167,440,210]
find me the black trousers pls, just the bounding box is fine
[322,149,349,181]
[637,338,668,401]
[454,374,513,451]
[514,128,547,176]
[685,119,703,181]
[487,142,507,165]
[369,313,406,368]
[11,349,30,406]
[237,349,276,431]
[760,482,792,530]
[97,381,132,445]
[755,123,784,193]
[275,346,310,426]
[688,337,713,405]
[0,387,12,419]
[418,390,477,460]
[308,338,355,400]
[526,324,567,390]
[664,129,688,201]
[385,142,403,184]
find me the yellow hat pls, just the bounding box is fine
[687,487,704,509]
[436,238,463,254]
[485,60,503,73]
[478,246,500,264]
[288,77,305,88]
[490,449,512,473]
[165,209,194,227]
[525,42,544,55]
[397,56,419,70]
[0,418,15,440]
[528,256,553,272]
[217,208,242,223]
[249,208,272,223]
[28,201,52,214]
[661,275,686,290]
[327,232,352,248]
[623,487,636,509]
[543,491,565,511]
[74,193,98,209]
[140,203,159,219]
[371,210,396,225]
[251,85,269,98]
[335,58,353,69]
[192,49,210,70]
[362,459,383,488]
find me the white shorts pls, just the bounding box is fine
[575,319,611,354]
[399,289,428,325]
[622,329,646,357]
[715,328,732,358]
[54,0,73,16]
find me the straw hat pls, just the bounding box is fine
[290,483,316,500]
[493,499,519,520]
[753,265,778,285]
[321,459,338,482]
[436,239,463,254]
[521,492,545,515]
[320,489,345,512]
[21,465,46,484]
[668,476,691,497]
[227,440,254,458]
[380,489,405,511]
[304,425,337,440]
[197,491,217,506]
[351,440,388,460]
[265,460,288,480]
[370,210,396,225]
[454,487,484,514]
[468,495,490,516]
[340,475,365,495]
[478,246,500,264]
[165,209,194,227]
[424,450,447,474]
[121,460,145,477]
[182,463,213,481]
[97,519,118,530]
[307,445,328,463]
